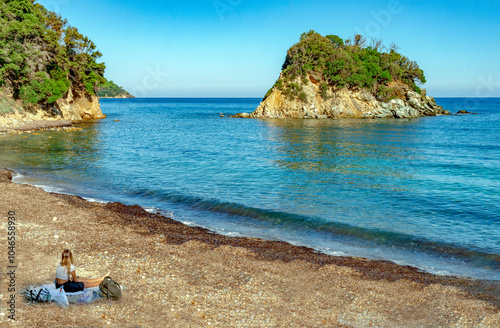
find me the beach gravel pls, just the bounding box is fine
[0,168,498,327]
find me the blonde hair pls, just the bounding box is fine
[60,249,74,276]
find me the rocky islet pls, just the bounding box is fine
[235,79,449,119]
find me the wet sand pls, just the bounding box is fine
[0,168,498,327]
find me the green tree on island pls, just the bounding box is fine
[270,30,427,102]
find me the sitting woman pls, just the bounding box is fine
[55,249,109,293]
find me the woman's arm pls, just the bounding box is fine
[71,270,77,282]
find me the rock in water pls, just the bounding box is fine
[456,110,476,115]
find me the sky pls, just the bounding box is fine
[36,0,500,98]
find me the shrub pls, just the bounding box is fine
[320,83,330,100]
[275,79,284,90]
[263,88,273,100]
[298,92,308,103]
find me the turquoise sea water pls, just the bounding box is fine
[1,98,499,280]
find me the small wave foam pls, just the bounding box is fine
[9,171,499,280]
[82,197,108,204]
[125,186,500,277]
[32,183,65,194]
[144,206,159,213]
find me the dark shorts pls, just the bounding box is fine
[56,280,84,293]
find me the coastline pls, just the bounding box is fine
[0,120,74,133]
[0,168,498,327]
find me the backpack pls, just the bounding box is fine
[22,285,52,303]
[98,276,122,300]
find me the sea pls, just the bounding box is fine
[1,97,499,280]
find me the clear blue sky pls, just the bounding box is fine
[37,0,500,97]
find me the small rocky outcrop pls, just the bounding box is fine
[456,110,477,115]
[234,75,448,119]
[55,87,106,121]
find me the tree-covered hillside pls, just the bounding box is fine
[268,30,427,102]
[97,79,133,98]
[0,0,105,108]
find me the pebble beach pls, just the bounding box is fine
[0,168,498,327]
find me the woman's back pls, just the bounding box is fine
[56,264,74,281]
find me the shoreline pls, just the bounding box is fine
[0,167,499,326]
[10,166,498,282]
[0,119,74,133]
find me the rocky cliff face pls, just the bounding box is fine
[0,87,105,127]
[55,87,106,121]
[235,75,449,119]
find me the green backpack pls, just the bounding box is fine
[98,276,122,300]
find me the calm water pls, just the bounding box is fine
[1,98,499,280]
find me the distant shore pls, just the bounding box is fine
[0,167,498,327]
[98,95,135,99]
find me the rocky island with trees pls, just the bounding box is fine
[235,31,449,119]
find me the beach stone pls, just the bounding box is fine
[0,169,13,182]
